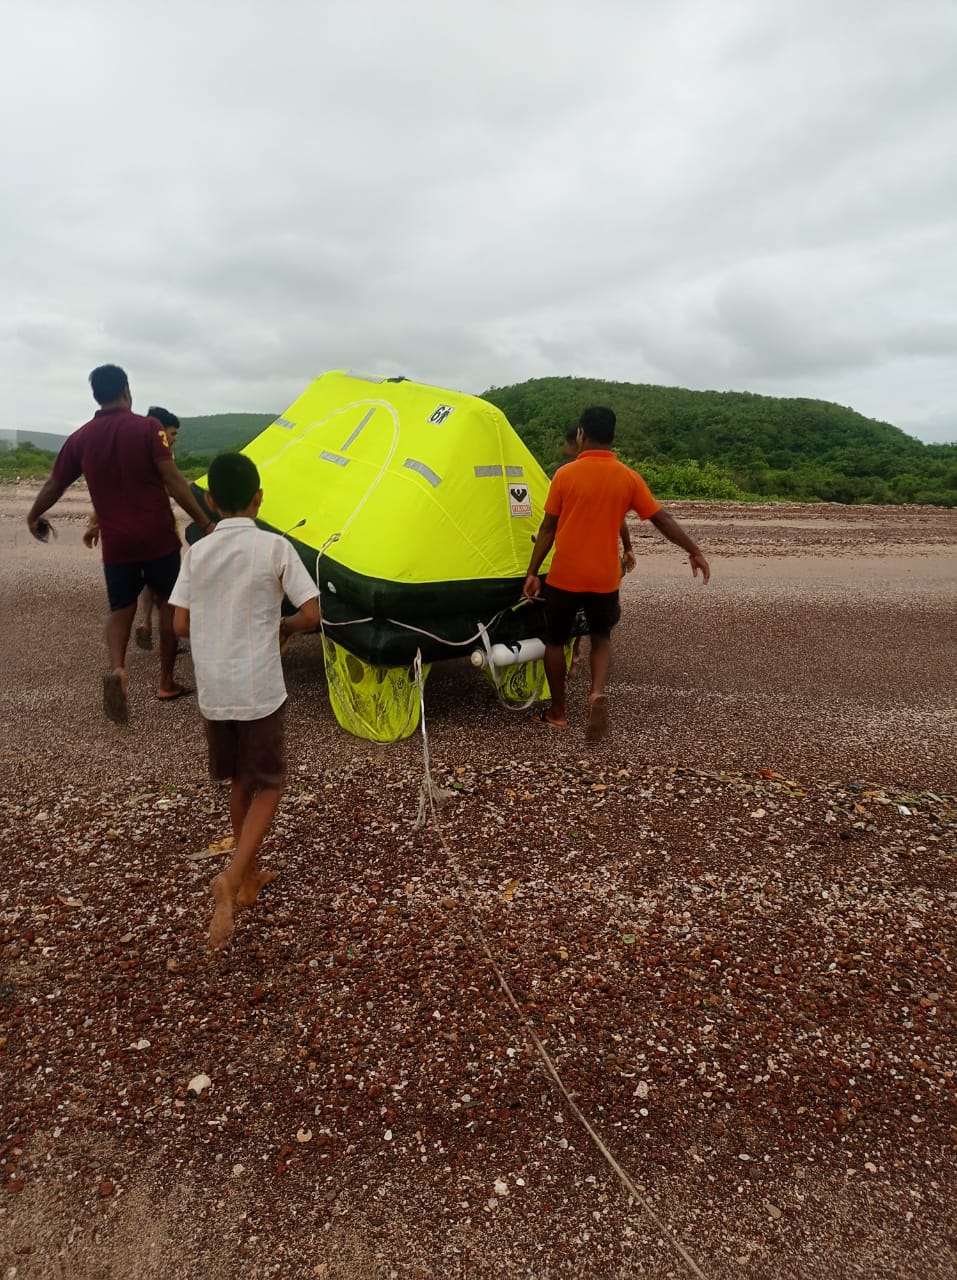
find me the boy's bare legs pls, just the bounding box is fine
[103,603,137,723]
[210,782,283,949]
[569,634,583,678]
[134,588,155,649]
[225,780,280,906]
[155,600,186,698]
[542,642,569,728]
[585,633,612,740]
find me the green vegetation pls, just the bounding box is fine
[0,443,57,481]
[0,415,276,484]
[176,413,276,452]
[5,390,956,504]
[481,377,957,505]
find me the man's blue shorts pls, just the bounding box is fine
[103,548,181,612]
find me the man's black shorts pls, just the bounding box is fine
[103,548,181,612]
[544,584,621,647]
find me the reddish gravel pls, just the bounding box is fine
[1,487,955,1278]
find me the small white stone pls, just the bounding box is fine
[187,1073,211,1096]
[384,1129,393,1141]
[128,1039,150,1051]
[493,1179,508,1197]
[296,1128,312,1143]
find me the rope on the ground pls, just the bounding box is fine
[411,652,709,1280]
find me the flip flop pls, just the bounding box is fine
[156,687,193,703]
[102,674,129,726]
[585,694,609,742]
[536,705,568,731]
[134,625,153,651]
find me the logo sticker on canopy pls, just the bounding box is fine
[509,485,532,518]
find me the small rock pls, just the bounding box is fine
[187,1073,211,1096]
[384,1129,393,1141]
[99,1180,114,1198]
[296,1128,312,1143]
[767,1204,782,1220]
[493,1179,508,1197]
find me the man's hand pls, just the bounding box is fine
[623,549,637,574]
[82,518,100,549]
[523,573,542,601]
[690,551,711,584]
[28,516,55,543]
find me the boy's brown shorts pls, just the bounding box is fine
[203,703,286,791]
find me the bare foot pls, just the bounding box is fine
[102,669,129,725]
[536,706,568,730]
[235,870,278,907]
[209,874,235,950]
[585,693,609,742]
[134,624,153,650]
[155,685,192,703]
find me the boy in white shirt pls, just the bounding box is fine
[170,453,321,950]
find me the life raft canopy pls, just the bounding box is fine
[190,369,558,740]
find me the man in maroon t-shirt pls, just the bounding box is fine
[27,365,214,725]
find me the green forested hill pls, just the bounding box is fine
[481,377,957,505]
[177,413,276,452]
[4,386,955,503]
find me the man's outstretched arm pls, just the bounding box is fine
[649,509,711,583]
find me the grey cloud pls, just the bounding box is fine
[3,0,956,443]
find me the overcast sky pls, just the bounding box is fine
[4,0,956,443]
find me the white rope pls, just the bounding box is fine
[304,527,547,717]
[410,661,709,1280]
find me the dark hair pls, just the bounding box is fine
[147,406,180,431]
[89,364,129,406]
[208,452,260,513]
[579,405,616,445]
[564,426,579,444]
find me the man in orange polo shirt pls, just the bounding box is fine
[524,406,710,740]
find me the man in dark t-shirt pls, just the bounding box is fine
[27,364,214,725]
